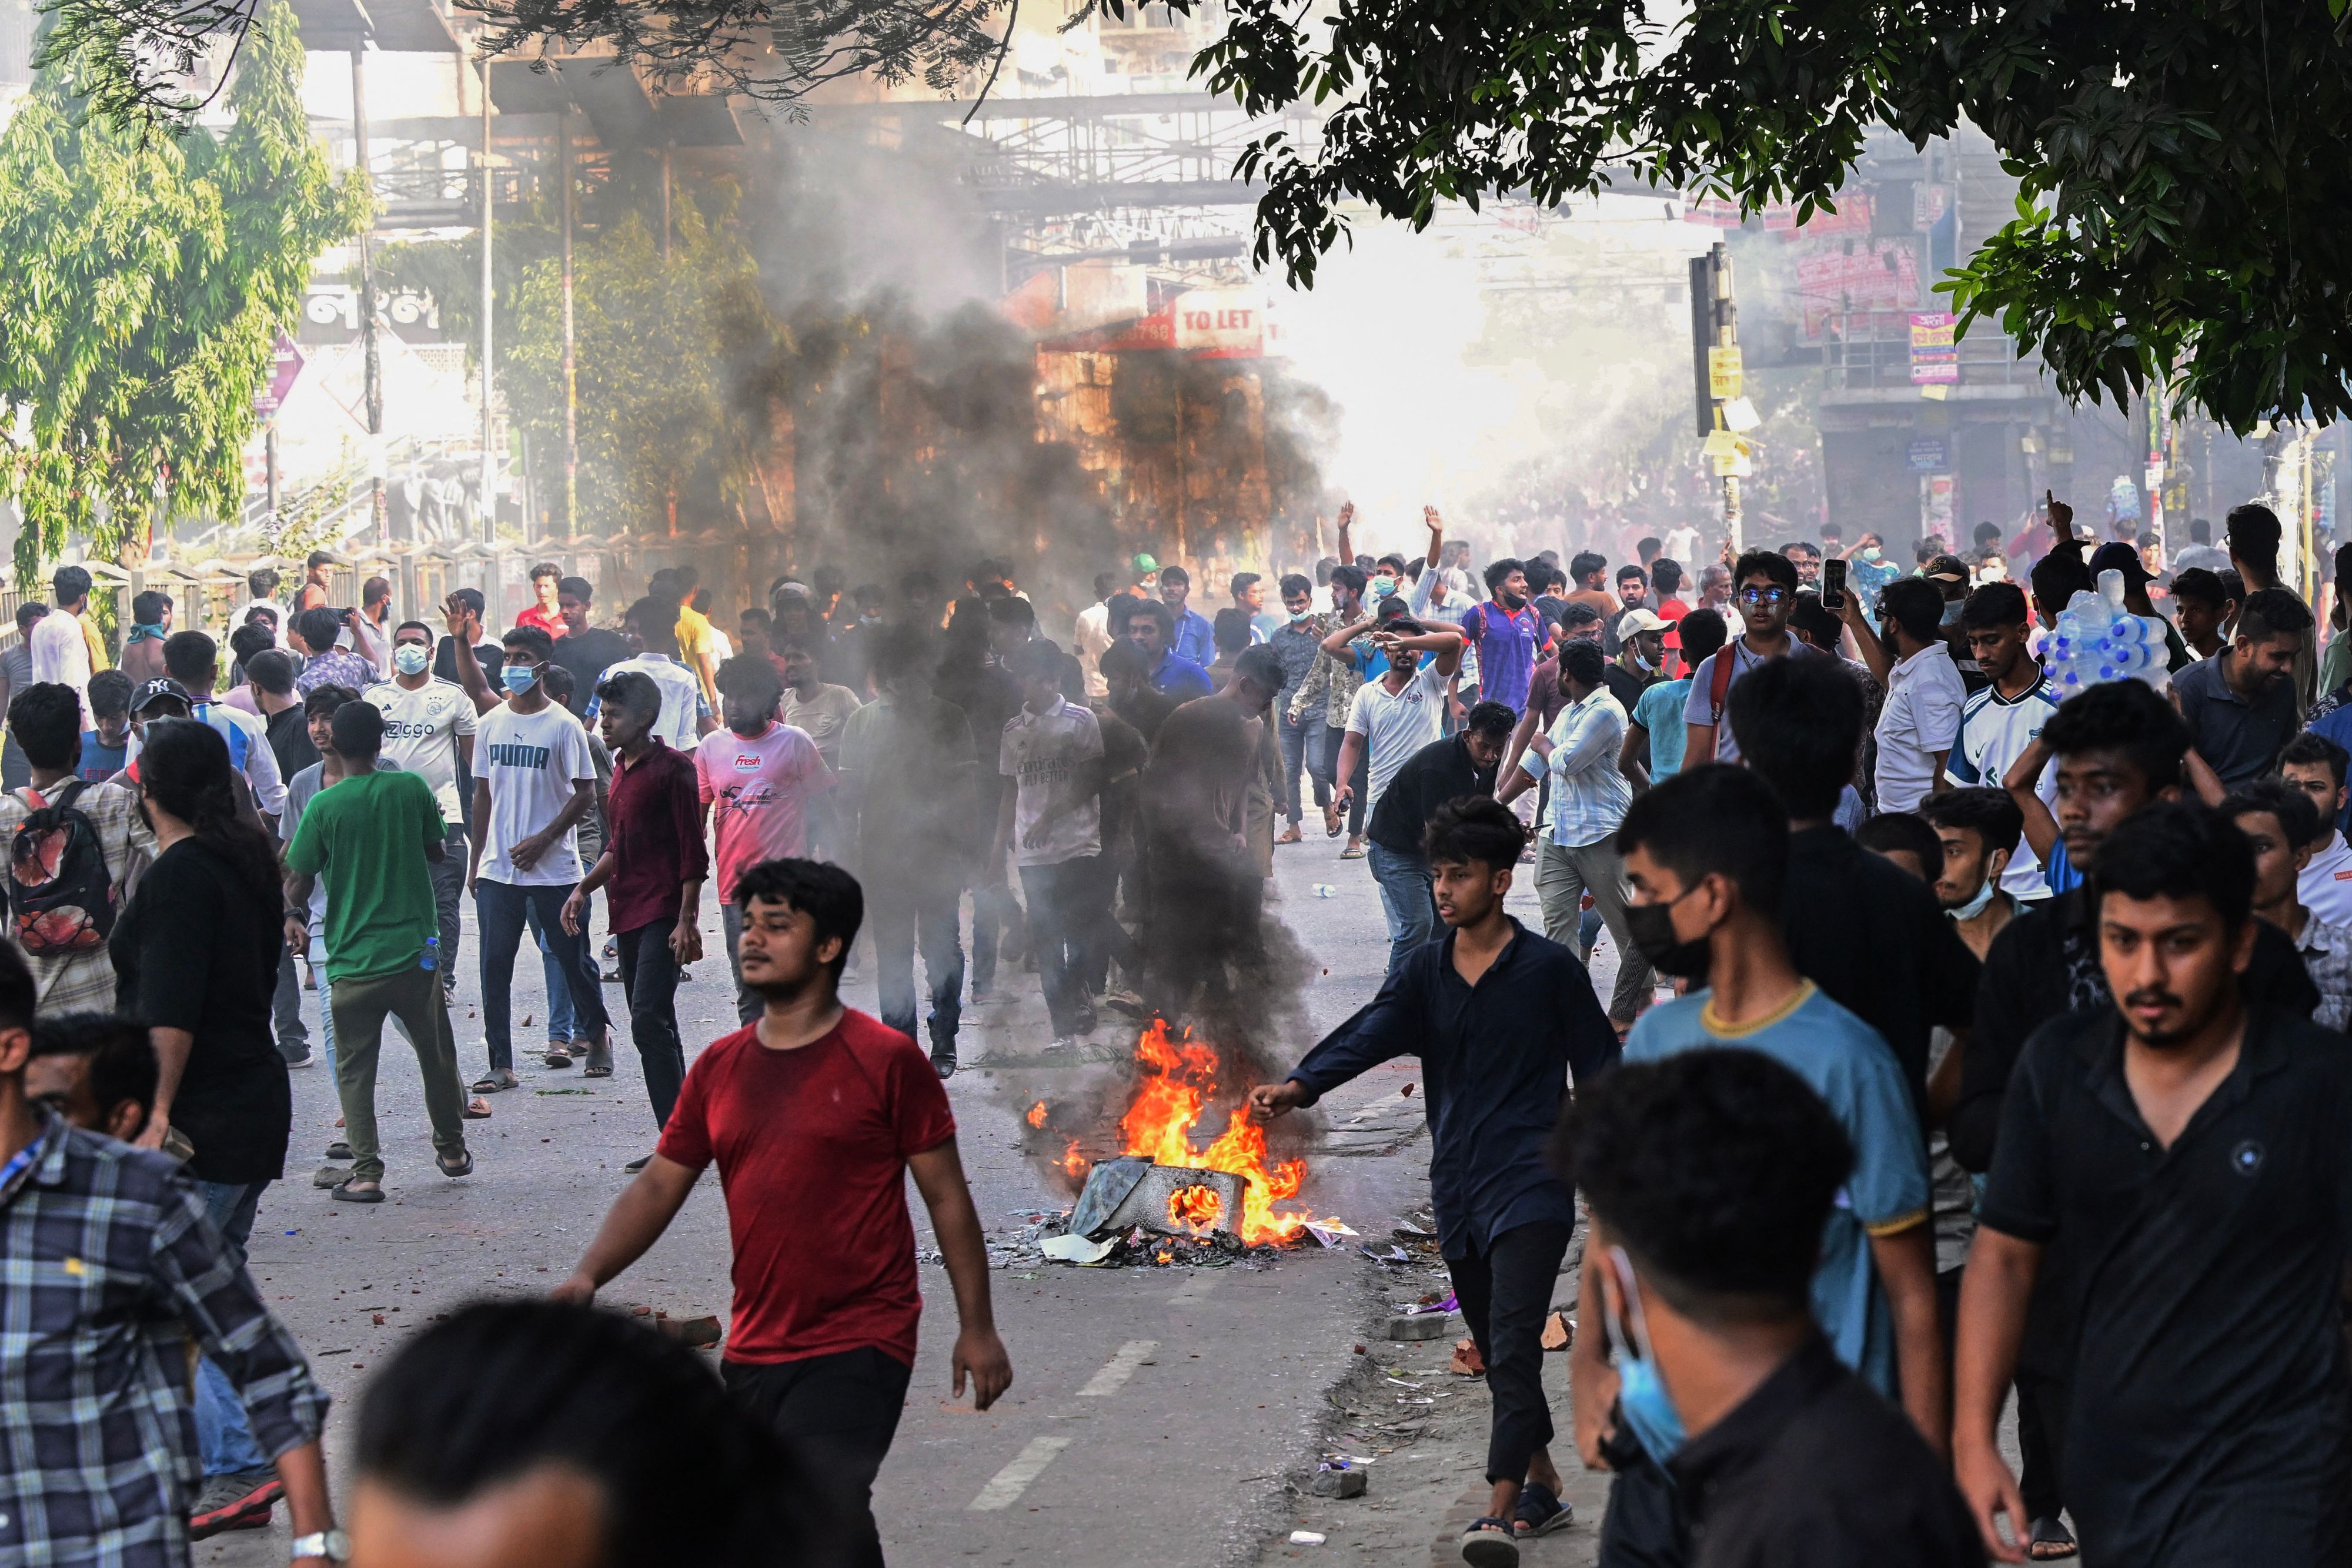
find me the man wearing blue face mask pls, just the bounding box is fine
[1555,1049,1980,1568]
[466,624,611,1090]
[1588,764,1941,1568]
[365,621,477,999]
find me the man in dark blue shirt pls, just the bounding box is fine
[1124,600,1214,700]
[1252,797,1617,1557]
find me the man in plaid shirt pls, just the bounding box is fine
[0,984,339,1565]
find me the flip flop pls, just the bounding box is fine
[325,1140,353,1161]
[2029,1518,2079,1560]
[581,1038,614,1077]
[544,1042,573,1068]
[437,1149,475,1179]
[1459,1516,1519,1568]
[463,1097,493,1119]
[1513,1482,1573,1539]
[1339,845,1367,860]
[331,1181,384,1204]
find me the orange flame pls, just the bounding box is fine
[1025,1101,1049,1129]
[1167,1184,1222,1233]
[1113,1018,1328,1246]
[1058,1140,1089,1179]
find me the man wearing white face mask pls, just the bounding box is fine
[1556,1049,1981,1568]
[1606,609,1668,711]
[366,621,477,999]
[466,624,610,1090]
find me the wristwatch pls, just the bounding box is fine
[290,1529,350,1563]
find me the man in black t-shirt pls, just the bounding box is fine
[1957,801,2352,1566]
[550,576,631,718]
[1362,702,1510,974]
[1559,1049,1980,1568]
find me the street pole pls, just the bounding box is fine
[479,62,496,545]
[661,141,673,263]
[1715,245,1742,554]
[559,101,578,539]
[352,45,385,541]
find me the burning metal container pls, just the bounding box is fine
[1072,1157,1247,1241]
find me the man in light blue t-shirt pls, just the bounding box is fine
[1569,763,1942,1566]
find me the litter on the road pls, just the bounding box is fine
[1541,1311,1575,1351]
[1040,1233,1117,1265]
[1288,1531,1326,1545]
[1308,1468,1368,1498]
[1359,1244,1411,1265]
[1303,1218,1359,1248]
[1388,1313,1452,1341]
[1448,1338,1486,1377]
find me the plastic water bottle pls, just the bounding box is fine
[419,937,439,972]
[1312,884,1338,899]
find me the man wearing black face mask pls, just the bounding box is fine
[1578,765,1941,1568]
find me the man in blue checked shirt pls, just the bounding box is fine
[0,991,339,1563]
[1156,565,1218,667]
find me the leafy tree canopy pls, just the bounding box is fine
[1184,0,2352,432]
[0,0,369,580]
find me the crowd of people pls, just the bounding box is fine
[4,490,2350,1568]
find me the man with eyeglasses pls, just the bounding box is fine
[1682,550,1819,767]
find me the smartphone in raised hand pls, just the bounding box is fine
[1822,557,1847,610]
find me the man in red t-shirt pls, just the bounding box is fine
[515,561,569,639]
[555,858,1011,1566]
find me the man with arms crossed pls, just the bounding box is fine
[556,858,1011,1568]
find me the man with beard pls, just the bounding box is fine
[1459,557,1548,715]
[1955,801,2352,1566]
[1140,645,1285,1017]
[2172,585,2312,790]
[1100,637,1177,747]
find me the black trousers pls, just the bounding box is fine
[613,915,685,1129]
[724,1348,913,1568]
[1597,1423,1687,1568]
[1448,1219,1573,1485]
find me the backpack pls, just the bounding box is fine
[9,782,117,955]
[1708,643,1740,727]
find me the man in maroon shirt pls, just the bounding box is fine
[554,857,1010,1568]
[563,669,707,1171]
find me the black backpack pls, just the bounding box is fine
[9,781,117,955]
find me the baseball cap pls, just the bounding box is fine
[1132,553,1160,575]
[1616,608,1671,639]
[131,678,192,713]
[1924,553,1972,587]
[2088,540,2153,587]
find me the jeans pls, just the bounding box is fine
[427,824,465,995]
[271,947,308,1059]
[720,902,765,1028]
[1534,836,1657,1024]
[866,880,964,1052]
[1277,712,1329,825]
[1448,1219,1573,1485]
[311,954,339,1079]
[614,916,687,1128]
[1017,857,1097,1037]
[329,964,470,1183]
[1321,723,1367,837]
[1365,843,1438,974]
[723,1348,913,1568]
[528,902,576,1042]
[475,878,608,1072]
[193,1179,269,1476]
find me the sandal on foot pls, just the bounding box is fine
[1513,1483,1573,1539]
[1275,825,1303,844]
[581,1039,614,1076]
[543,1040,573,1068]
[331,1180,384,1203]
[325,1140,353,1161]
[436,1149,475,1179]
[463,1096,493,1119]
[1459,1517,1520,1568]
[470,1070,517,1094]
[1339,844,1367,860]
[2029,1519,2079,1560]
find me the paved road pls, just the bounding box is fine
[201,828,1617,1568]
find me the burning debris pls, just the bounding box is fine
[1024,1018,1344,1259]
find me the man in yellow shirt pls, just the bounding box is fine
[662,566,720,707]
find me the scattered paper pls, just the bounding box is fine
[1041,1233,1117,1266]
[1304,1219,1359,1249]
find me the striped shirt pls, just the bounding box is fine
[1945,674,2061,901]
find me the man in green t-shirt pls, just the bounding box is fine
[285,700,473,1200]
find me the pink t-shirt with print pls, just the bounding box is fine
[694,721,833,902]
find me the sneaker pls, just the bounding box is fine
[1045,1035,1078,1055]
[281,1048,315,1069]
[190,1472,281,1539]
